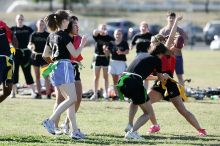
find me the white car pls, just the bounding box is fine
[210,35,220,50]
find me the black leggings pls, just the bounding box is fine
[13,49,34,85]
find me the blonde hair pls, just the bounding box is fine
[98,24,106,30]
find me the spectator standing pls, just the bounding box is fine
[90,24,115,100]
[130,21,152,90]
[28,19,51,99]
[103,29,129,99]
[11,14,36,98]
[159,12,187,86]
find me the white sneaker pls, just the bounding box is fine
[61,123,69,135]
[10,92,16,98]
[42,119,55,135]
[31,92,37,98]
[125,131,143,140]
[124,124,132,132]
[55,128,63,135]
[70,129,85,139]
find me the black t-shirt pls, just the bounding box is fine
[46,30,72,61]
[126,54,162,80]
[0,28,11,56]
[29,31,49,53]
[108,40,129,61]
[11,25,33,49]
[131,33,152,53]
[93,34,114,55]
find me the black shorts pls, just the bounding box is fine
[72,63,81,81]
[152,79,180,101]
[117,73,149,105]
[0,57,13,85]
[95,56,110,67]
[31,53,47,67]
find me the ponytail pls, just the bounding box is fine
[44,14,57,31]
[44,10,70,32]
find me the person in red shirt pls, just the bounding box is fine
[0,20,13,43]
[0,20,14,103]
[159,12,188,86]
[124,16,207,137]
[147,16,207,137]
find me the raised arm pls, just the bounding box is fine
[165,16,183,49]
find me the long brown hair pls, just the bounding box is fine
[44,10,70,31]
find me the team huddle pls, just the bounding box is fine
[0,10,207,140]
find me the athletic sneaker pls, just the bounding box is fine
[147,125,160,134]
[198,129,207,137]
[31,92,38,99]
[42,119,55,135]
[10,92,16,98]
[70,129,85,139]
[124,131,143,140]
[61,123,69,135]
[33,93,42,99]
[55,128,63,135]
[124,124,132,132]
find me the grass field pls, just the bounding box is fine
[0,98,220,146]
[1,47,220,146]
[1,10,220,146]
[79,47,220,90]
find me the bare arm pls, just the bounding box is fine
[157,73,167,83]
[93,29,104,36]
[42,45,53,64]
[165,16,183,49]
[27,42,34,50]
[146,75,158,80]
[66,35,87,58]
[103,45,110,56]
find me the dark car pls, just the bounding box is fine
[203,21,220,45]
[181,22,204,45]
[106,20,136,40]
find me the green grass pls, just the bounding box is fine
[80,47,220,90]
[1,11,220,146]
[1,48,220,145]
[0,98,220,146]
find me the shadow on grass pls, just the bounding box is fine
[0,133,219,145]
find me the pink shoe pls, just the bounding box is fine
[147,125,160,134]
[198,129,207,137]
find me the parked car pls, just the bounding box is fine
[181,22,204,45]
[203,21,220,45]
[106,19,137,40]
[210,35,220,50]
